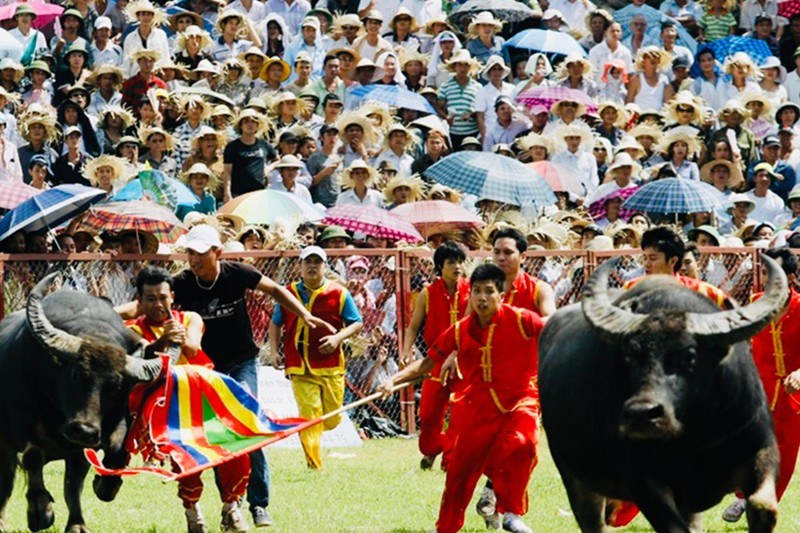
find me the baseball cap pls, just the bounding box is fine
[763,134,780,147]
[672,55,690,69]
[184,224,223,253]
[755,12,772,25]
[64,125,82,137]
[28,154,49,169]
[94,16,112,30]
[320,123,339,136]
[299,245,327,261]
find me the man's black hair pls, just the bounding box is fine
[323,54,339,67]
[764,246,798,277]
[492,227,527,253]
[433,241,466,275]
[684,241,701,261]
[470,263,506,292]
[641,226,685,273]
[136,265,173,296]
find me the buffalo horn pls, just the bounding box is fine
[26,273,83,360]
[582,258,648,343]
[686,254,788,344]
[123,356,164,383]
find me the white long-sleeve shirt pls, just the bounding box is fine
[551,149,598,201]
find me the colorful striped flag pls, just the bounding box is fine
[86,356,311,481]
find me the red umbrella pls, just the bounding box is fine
[81,200,187,242]
[0,2,64,28]
[588,186,640,220]
[779,0,800,19]
[0,181,40,209]
[323,205,423,242]
[391,200,483,237]
[516,86,597,113]
[526,161,582,195]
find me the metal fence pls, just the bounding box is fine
[0,247,764,436]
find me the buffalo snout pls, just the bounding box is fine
[62,421,101,447]
[620,397,680,439]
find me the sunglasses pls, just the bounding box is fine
[593,147,607,152]
[676,106,693,112]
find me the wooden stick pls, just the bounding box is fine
[318,379,421,423]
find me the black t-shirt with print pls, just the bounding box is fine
[223,138,277,197]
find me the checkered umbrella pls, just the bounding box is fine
[516,86,597,114]
[622,178,724,214]
[779,0,800,19]
[424,152,556,207]
[391,200,484,238]
[323,205,423,242]
[0,181,41,210]
[349,85,437,114]
[703,36,773,66]
[588,186,641,220]
[82,200,187,242]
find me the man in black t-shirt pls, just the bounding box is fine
[173,225,334,528]
[222,108,278,202]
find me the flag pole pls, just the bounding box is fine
[317,379,421,424]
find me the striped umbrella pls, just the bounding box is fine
[622,178,724,214]
[0,181,41,210]
[424,152,556,207]
[391,200,484,237]
[0,184,107,242]
[219,189,325,225]
[516,86,597,113]
[588,186,641,220]
[323,205,423,242]
[82,200,187,242]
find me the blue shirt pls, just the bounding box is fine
[272,279,362,325]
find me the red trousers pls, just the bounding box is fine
[418,379,451,461]
[436,392,539,533]
[772,391,800,501]
[176,454,251,508]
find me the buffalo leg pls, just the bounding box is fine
[634,480,690,533]
[560,472,608,533]
[0,447,17,532]
[21,448,54,532]
[64,454,91,533]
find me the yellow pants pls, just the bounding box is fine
[290,373,345,469]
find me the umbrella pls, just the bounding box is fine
[516,86,597,113]
[587,186,641,220]
[391,200,484,237]
[410,114,449,135]
[0,2,63,28]
[701,36,773,65]
[526,161,583,195]
[0,184,106,242]
[779,0,800,19]
[349,85,436,114]
[622,178,724,214]
[504,29,586,58]
[218,189,325,225]
[0,181,41,210]
[448,0,536,29]
[81,200,187,242]
[323,205,423,242]
[173,85,235,107]
[0,28,22,62]
[614,4,697,53]
[424,152,556,207]
[113,175,198,208]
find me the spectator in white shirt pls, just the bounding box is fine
[474,55,515,139]
[269,154,314,203]
[373,123,415,177]
[745,162,791,222]
[551,122,598,204]
[483,96,531,151]
[785,47,800,106]
[121,0,170,78]
[0,116,22,183]
[212,10,261,63]
[91,16,123,67]
[588,22,633,76]
[549,0,596,31]
[228,0,269,25]
[10,4,48,63]
[335,158,383,208]
[265,0,312,37]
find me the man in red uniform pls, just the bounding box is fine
[124,266,249,533]
[402,241,469,470]
[492,227,556,317]
[722,246,800,523]
[380,264,544,533]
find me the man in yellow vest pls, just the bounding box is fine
[268,246,363,469]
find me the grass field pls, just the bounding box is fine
[3,434,800,533]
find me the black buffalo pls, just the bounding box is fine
[539,257,788,532]
[0,274,162,533]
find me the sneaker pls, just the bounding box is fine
[420,455,436,470]
[476,485,497,518]
[502,512,532,533]
[221,502,248,532]
[722,499,746,523]
[185,504,208,533]
[484,512,502,530]
[251,506,273,528]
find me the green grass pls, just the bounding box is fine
[4,434,800,532]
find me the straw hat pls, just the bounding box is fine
[656,128,701,158]
[426,183,462,204]
[760,56,787,83]
[139,126,176,151]
[194,59,219,77]
[84,155,126,186]
[424,14,453,34]
[190,125,227,151]
[131,49,161,63]
[168,10,204,30]
[468,11,503,34]
[555,51,595,80]
[175,25,213,51]
[614,135,646,160]
[634,46,671,72]
[87,64,124,87]
[98,105,136,129]
[336,111,379,146]
[726,193,756,216]
[627,123,662,144]
[665,90,702,123]
[517,132,552,153]
[126,0,165,25]
[606,222,642,248]
[181,162,220,191]
[553,123,593,148]
[334,13,363,31]
[525,221,569,250]
[328,47,360,65]
[236,225,270,245]
[233,108,269,135]
[19,111,58,143]
[596,101,628,128]
[259,56,291,82]
[155,58,191,80]
[605,152,642,177]
[718,99,750,120]
[383,175,425,203]
[358,101,394,130]
[740,90,773,116]
[0,58,23,82]
[724,52,760,79]
[700,159,744,189]
[215,213,245,234]
[176,93,212,121]
[118,230,159,254]
[480,55,511,81]
[551,97,587,117]
[399,49,429,70]
[215,9,246,35]
[362,9,384,22]
[389,7,419,32]
[270,91,299,114]
[341,158,378,188]
[239,46,268,64]
[275,154,305,170]
[443,49,480,74]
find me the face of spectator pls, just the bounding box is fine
[356,66,375,85]
[266,63,284,84]
[630,17,646,35]
[389,131,407,153]
[297,229,316,246]
[29,122,45,142]
[544,16,561,30]
[67,51,85,70]
[345,124,363,144]
[324,58,340,79]
[137,57,155,75]
[57,235,77,254]
[754,170,772,191]
[280,167,299,186]
[4,231,26,253]
[65,131,81,149]
[711,141,731,161]
[147,133,166,154]
[496,103,512,123]
[790,198,800,216]
[342,23,359,40]
[560,101,578,120]
[62,15,80,32]
[245,55,264,77]
[756,19,772,38]
[350,168,369,186]
[476,23,494,38]
[567,61,584,78]
[694,232,715,247]
[392,185,412,204]
[405,60,422,77]
[601,108,617,125]
[710,165,730,189]
[366,19,381,35]
[492,237,522,277]
[606,23,622,43]
[756,226,774,239]
[564,135,581,152]
[530,145,547,161]
[661,27,677,48]
[635,135,654,151]
[294,61,312,81]
[454,62,470,78]
[64,106,79,125]
[733,202,751,220]
[30,163,47,183]
[240,117,259,136]
[780,108,798,126]
[137,11,154,28]
[223,17,240,36]
[763,143,779,162]
[27,234,48,253]
[382,56,397,79]
[200,134,218,153]
[487,63,505,84]
[671,141,688,159]
[426,135,444,157]
[188,247,221,280]
[119,143,138,162]
[189,173,208,195]
[680,251,699,278]
[242,233,262,250]
[300,25,316,45]
[394,15,411,33]
[96,165,115,188]
[630,215,649,233]
[441,40,455,55]
[323,236,348,249]
[299,140,316,158]
[613,165,633,183]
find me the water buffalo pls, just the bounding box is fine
[0,274,162,533]
[539,256,788,532]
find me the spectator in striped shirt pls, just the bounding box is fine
[437,50,481,151]
[173,95,211,171]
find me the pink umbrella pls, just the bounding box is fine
[526,161,582,195]
[0,181,41,209]
[323,205,423,242]
[516,86,597,113]
[391,200,483,237]
[588,186,640,220]
[0,2,64,28]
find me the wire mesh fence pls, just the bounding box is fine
[0,247,765,437]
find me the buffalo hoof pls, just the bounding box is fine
[65,524,91,533]
[26,492,55,532]
[92,475,122,502]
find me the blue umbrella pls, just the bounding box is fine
[504,29,586,57]
[348,85,436,114]
[0,184,107,241]
[702,36,773,65]
[622,178,724,214]
[614,4,697,53]
[424,152,556,207]
[114,176,198,209]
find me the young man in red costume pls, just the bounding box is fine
[381,263,544,533]
[125,266,249,533]
[492,227,557,317]
[722,246,800,523]
[402,241,470,471]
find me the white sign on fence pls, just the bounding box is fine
[257,366,363,449]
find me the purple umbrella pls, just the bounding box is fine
[516,86,597,114]
[588,186,641,220]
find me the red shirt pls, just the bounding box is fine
[503,271,544,314]
[121,73,167,114]
[624,274,732,309]
[422,277,470,349]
